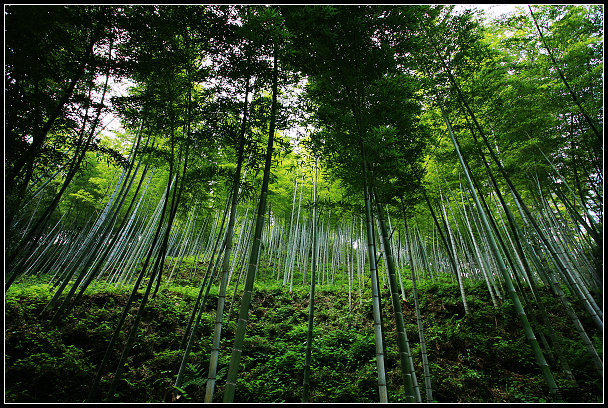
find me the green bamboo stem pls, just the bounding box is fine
[440,101,562,402]
[372,183,421,403]
[363,177,389,403]
[223,48,279,403]
[440,190,470,315]
[459,188,499,308]
[205,72,251,403]
[403,210,433,402]
[302,158,319,402]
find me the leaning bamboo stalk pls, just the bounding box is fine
[516,181,603,330]
[110,120,191,398]
[6,59,109,283]
[41,162,134,317]
[228,207,251,287]
[459,188,498,308]
[387,209,407,301]
[205,73,251,402]
[179,192,231,351]
[539,185,599,291]
[363,178,389,403]
[516,218,602,376]
[487,184,579,383]
[223,48,279,403]
[548,273,603,377]
[402,210,433,402]
[440,191,470,315]
[371,183,421,403]
[54,160,151,322]
[226,214,255,322]
[439,101,562,402]
[424,14,601,332]
[104,169,155,279]
[302,158,319,402]
[284,168,300,285]
[87,161,176,402]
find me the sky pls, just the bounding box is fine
[455,3,525,20]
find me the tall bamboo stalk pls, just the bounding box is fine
[402,207,433,402]
[223,47,279,403]
[362,176,389,403]
[302,158,319,402]
[440,190,470,315]
[371,183,421,403]
[205,74,251,403]
[440,101,562,402]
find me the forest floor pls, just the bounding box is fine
[4,267,603,403]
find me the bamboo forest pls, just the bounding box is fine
[4,4,603,404]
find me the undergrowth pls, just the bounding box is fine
[4,268,603,403]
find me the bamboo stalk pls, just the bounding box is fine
[440,100,562,402]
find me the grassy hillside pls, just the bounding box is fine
[5,270,603,403]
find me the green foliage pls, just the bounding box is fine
[5,274,602,403]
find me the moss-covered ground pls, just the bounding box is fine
[4,267,603,403]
